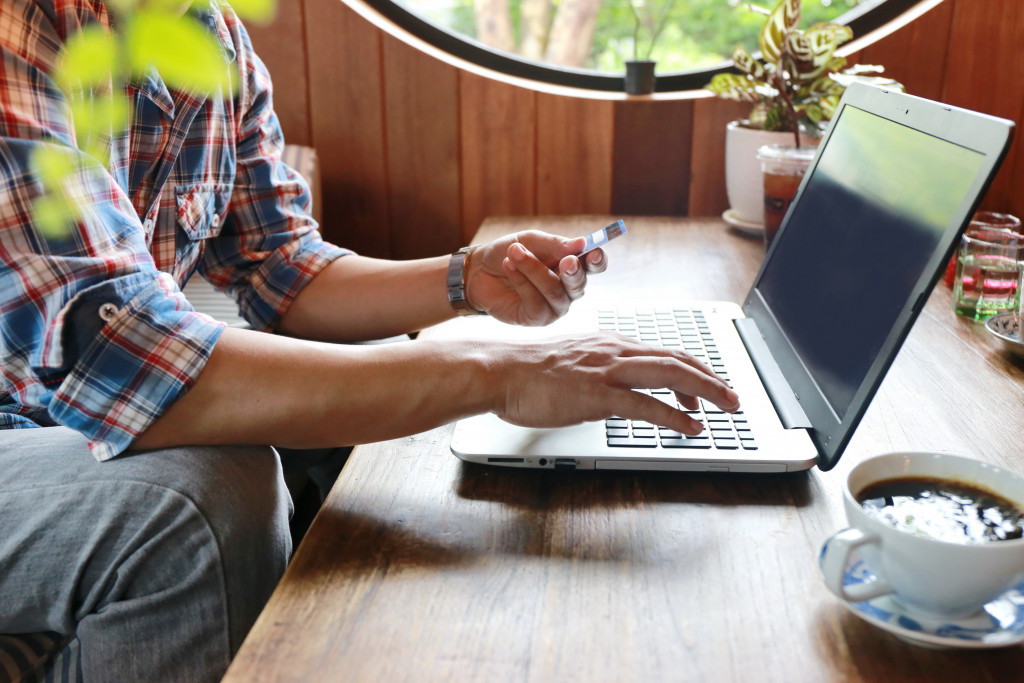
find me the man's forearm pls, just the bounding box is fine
[133,324,742,453]
[131,327,494,451]
[276,254,455,342]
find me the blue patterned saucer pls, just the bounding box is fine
[985,313,1024,357]
[822,549,1024,648]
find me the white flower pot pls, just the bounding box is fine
[725,121,808,226]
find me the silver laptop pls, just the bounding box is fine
[451,83,1015,473]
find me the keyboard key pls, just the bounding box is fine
[608,437,657,448]
[606,428,630,437]
[661,437,712,449]
[713,439,740,449]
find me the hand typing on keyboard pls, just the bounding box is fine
[486,332,740,437]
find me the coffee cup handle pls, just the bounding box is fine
[820,527,894,603]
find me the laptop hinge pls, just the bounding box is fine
[734,317,812,430]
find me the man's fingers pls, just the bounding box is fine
[608,354,740,414]
[583,248,608,273]
[603,387,707,436]
[507,243,572,320]
[558,255,587,301]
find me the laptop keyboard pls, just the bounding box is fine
[598,308,757,451]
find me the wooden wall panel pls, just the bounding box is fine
[304,0,391,256]
[382,34,462,259]
[941,0,1024,216]
[536,94,614,215]
[244,2,312,145]
[459,74,537,243]
[688,98,750,218]
[611,99,694,216]
[854,0,954,103]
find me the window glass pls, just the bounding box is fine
[394,0,871,75]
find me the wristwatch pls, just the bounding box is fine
[446,246,487,316]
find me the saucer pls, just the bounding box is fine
[985,313,1024,357]
[721,209,764,237]
[821,549,1024,649]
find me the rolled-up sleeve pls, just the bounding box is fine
[0,6,224,459]
[0,139,226,460]
[198,20,349,331]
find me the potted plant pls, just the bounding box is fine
[706,0,900,226]
[624,0,676,95]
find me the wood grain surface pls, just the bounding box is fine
[224,216,1024,682]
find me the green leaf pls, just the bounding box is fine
[32,194,79,240]
[801,75,844,99]
[229,0,277,24]
[732,46,764,80]
[819,94,841,120]
[784,23,849,83]
[759,0,800,65]
[31,146,76,188]
[843,63,886,77]
[831,71,905,92]
[802,101,823,123]
[763,104,788,132]
[57,26,116,90]
[69,93,130,136]
[68,93,129,164]
[706,73,761,103]
[126,10,236,95]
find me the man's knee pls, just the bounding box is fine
[110,444,294,606]
[100,444,293,655]
[1,432,293,677]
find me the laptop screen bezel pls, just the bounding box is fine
[741,83,1015,471]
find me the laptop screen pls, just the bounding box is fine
[755,104,987,421]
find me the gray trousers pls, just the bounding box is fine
[0,427,293,682]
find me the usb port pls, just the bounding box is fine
[553,458,577,470]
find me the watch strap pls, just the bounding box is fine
[446,246,486,316]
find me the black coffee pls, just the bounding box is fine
[857,476,1024,544]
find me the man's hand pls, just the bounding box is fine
[488,333,740,435]
[465,230,607,326]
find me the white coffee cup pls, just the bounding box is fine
[820,452,1024,619]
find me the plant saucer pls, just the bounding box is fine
[721,209,764,237]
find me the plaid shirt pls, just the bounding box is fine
[0,1,349,460]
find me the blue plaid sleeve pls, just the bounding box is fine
[198,19,349,332]
[0,4,225,460]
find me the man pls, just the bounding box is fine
[0,1,739,680]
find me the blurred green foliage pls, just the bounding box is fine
[33,0,277,239]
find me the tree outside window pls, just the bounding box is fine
[396,0,867,74]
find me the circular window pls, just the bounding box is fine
[369,0,922,91]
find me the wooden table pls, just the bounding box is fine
[224,216,1024,682]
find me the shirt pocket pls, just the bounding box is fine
[175,184,231,241]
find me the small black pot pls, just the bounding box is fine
[624,60,656,95]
